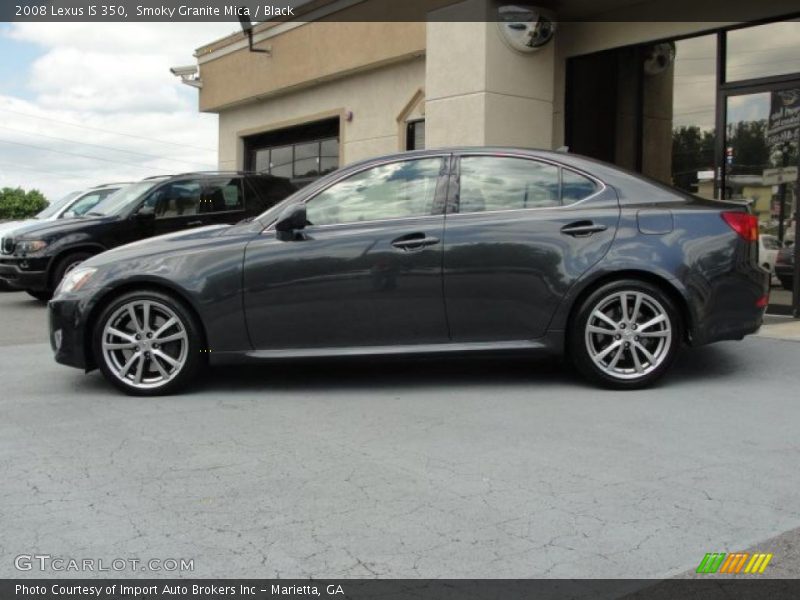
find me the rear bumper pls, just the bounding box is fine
[0,256,49,291]
[689,266,769,346]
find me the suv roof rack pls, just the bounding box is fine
[169,170,265,177]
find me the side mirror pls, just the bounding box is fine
[275,203,307,240]
[61,210,76,220]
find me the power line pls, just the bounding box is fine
[0,107,217,152]
[0,125,215,168]
[0,137,174,172]
[0,158,103,181]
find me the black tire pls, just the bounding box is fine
[51,251,94,293]
[569,279,682,390]
[92,290,205,396]
[780,279,793,290]
[26,289,52,302]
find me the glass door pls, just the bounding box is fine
[722,84,800,314]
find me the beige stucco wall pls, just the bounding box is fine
[424,4,556,150]
[217,57,426,170]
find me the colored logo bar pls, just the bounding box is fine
[696,552,773,574]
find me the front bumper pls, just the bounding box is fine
[0,256,50,291]
[49,294,93,370]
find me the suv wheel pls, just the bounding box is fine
[570,280,681,389]
[26,290,52,302]
[93,291,204,396]
[51,251,94,293]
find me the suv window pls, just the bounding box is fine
[146,181,202,218]
[306,158,444,226]
[68,188,118,217]
[457,156,599,213]
[203,178,244,213]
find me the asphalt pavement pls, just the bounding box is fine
[1,290,799,579]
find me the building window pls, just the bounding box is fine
[406,119,425,151]
[244,118,339,188]
[726,21,800,82]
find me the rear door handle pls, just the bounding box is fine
[391,234,440,250]
[561,221,608,237]
[187,220,204,227]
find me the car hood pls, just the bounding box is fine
[11,215,115,240]
[84,224,239,267]
[0,220,25,237]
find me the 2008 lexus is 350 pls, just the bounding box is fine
[47,148,769,395]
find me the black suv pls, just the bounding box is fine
[0,172,296,300]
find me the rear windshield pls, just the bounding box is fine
[89,179,166,216]
[762,236,781,250]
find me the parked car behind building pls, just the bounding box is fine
[0,172,296,300]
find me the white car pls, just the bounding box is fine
[759,234,781,274]
[0,183,129,290]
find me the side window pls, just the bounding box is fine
[202,179,244,213]
[66,189,115,217]
[561,169,598,204]
[458,156,560,213]
[306,158,444,226]
[147,181,202,219]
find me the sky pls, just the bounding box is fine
[0,22,240,201]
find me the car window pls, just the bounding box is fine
[458,156,560,212]
[561,169,598,204]
[306,158,444,226]
[202,178,244,213]
[67,188,118,217]
[90,179,166,216]
[36,191,80,219]
[146,181,202,219]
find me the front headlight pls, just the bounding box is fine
[16,240,48,254]
[55,266,97,296]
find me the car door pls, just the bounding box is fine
[243,155,450,350]
[147,179,207,236]
[442,153,620,342]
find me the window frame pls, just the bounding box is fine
[298,154,452,229]
[449,153,606,216]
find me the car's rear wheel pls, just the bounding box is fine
[93,290,204,396]
[570,280,681,389]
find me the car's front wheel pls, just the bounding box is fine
[93,290,204,396]
[570,280,681,389]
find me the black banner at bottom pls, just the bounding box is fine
[3,579,800,600]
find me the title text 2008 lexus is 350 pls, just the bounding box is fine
[47,148,769,396]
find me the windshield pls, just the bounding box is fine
[88,179,166,216]
[35,191,81,219]
[762,236,781,250]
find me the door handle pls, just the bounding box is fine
[391,234,440,250]
[560,221,608,237]
[187,220,204,227]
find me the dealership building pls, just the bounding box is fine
[186,0,799,306]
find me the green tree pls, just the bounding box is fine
[672,125,715,192]
[0,187,48,219]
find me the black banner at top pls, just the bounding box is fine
[3,0,800,22]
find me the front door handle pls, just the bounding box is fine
[391,233,440,250]
[187,220,204,227]
[561,221,608,237]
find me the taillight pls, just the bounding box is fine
[721,211,759,242]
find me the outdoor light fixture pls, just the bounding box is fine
[239,12,271,54]
[169,64,202,88]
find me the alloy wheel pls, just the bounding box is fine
[584,290,672,380]
[101,299,189,390]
